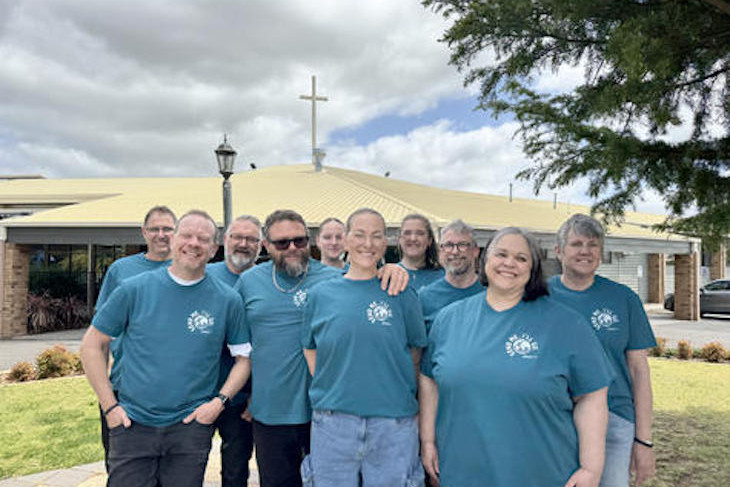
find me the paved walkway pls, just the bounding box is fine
[2,306,730,486]
[0,439,259,487]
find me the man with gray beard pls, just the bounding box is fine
[418,219,484,332]
[235,209,409,487]
[206,215,263,487]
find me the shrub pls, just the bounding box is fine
[8,361,37,382]
[36,345,78,379]
[72,352,84,374]
[650,337,667,357]
[27,292,90,334]
[677,340,693,360]
[700,342,726,363]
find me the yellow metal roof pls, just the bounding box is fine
[0,164,686,241]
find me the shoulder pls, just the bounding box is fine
[241,261,271,281]
[594,275,640,300]
[107,252,143,271]
[418,277,447,297]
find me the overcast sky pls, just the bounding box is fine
[0,0,670,214]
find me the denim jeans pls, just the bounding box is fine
[215,403,254,487]
[252,419,311,487]
[301,410,424,487]
[107,420,214,487]
[599,412,634,487]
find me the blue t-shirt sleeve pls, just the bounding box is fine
[402,288,427,348]
[627,291,657,350]
[225,297,249,346]
[301,290,316,349]
[421,312,445,378]
[95,265,119,310]
[566,317,614,397]
[91,285,130,338]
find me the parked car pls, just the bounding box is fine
[664,279,730,316]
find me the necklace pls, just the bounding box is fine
[271,263,308,293]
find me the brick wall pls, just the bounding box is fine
[709,243,726,281]
[647,253,665,303]
[674,253,699,320]
[0,242,31,338]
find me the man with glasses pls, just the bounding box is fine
[207,215,262,487]
[94,205,177,472]
[235,209,409,487]
[82,210,251,487]
[418,219,483,332]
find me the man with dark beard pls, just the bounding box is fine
[235,209,409,487]
[206,215,262,487]
[418,219,483,332]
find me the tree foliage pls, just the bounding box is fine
[425,0,730,243]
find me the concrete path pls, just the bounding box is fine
[0,329,85,370]
[644,304,730,349]
[0,439,259,487]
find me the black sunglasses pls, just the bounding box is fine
[269,236,309,251]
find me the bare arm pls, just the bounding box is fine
[419,373,440,486]
[564,387,608,487]
[184,355,251,425]
[303,348,317,376]
[627,349,655,486]
[80,326,130,428]
[376,263,409,295]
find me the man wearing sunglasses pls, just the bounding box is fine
[418,219,483,332]
[206,215,262,487]
[235,209,409,487]
[93,205,177,473]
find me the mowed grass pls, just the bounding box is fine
[0,376,101,478]
[646,358,730,487]
[0,360,729,481]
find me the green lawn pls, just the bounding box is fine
[0,360,729,482]
[0,376,101,478]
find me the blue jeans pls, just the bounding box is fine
[599,412,634,487]
[301,410,424,487]
[108,420,214,487]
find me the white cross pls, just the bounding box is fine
[299,75,328,169]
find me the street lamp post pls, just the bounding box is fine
[215,135,237,230]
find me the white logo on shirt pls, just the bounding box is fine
[591,308,619,331]
[187,310,214,334]
[293,289,308,308]
[367,301,392,326]
[505,333,539,358]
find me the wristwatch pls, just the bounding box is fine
[216,393,230,409]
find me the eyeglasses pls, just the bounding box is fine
[440,241,473,252]
[229,234,260,245]
[144,226,175,234]
[269,236,309,251]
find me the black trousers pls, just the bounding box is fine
[107,421,214,487]
[252,420,311,487]
[215,402,255,487]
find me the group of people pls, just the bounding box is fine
[80,205,657,487]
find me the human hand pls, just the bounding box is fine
[241,406,253,422]
[183,398,223,425]
[421,441,440,486]
[106,405,131,429]
[631,442,656,486]
[376,264,409,295]
[563,467,600,487]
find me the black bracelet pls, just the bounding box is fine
[104,402,120,416]
[633,437,653,448]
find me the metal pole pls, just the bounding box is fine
[223,177,232,230]
[87,244,96,316]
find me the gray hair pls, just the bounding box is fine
[556,214,605,251]
[440,219,476,245]
[226,215,262,239]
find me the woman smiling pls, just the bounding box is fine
[419,227,613,487]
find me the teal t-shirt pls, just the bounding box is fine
[302,277,427,418]
[397,263,445,291]
[207,261,249,407]
[235,258,340,425]
[92,268,248,427]
[422,293,612,487]
[95,253,171,391]
[548,275,657,422]
[418,277,483,332]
